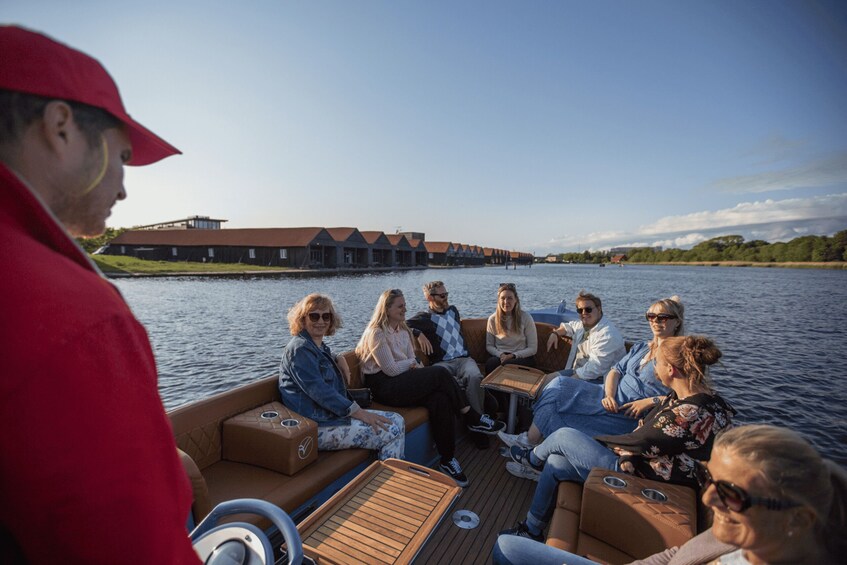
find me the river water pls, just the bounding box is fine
[115,264,847,465]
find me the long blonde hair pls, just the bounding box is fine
[646,295,685,360]
[493,283,524,337]
[355,289,412,361]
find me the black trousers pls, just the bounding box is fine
[484,354,537,376]
[365,365,467,461]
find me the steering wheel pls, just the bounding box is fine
[190,498,304,565]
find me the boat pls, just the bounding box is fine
[527,300,580,325]
[176,316,701,564]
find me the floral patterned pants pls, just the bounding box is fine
[316,410,405,460]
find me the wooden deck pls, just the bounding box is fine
[414,437,537,564]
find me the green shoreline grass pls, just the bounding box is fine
[92,255,294,275]
[94,255,847,275]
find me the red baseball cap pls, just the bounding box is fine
[0,25,180,166]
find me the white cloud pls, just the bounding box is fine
[536,193,847,253]
[641,193,847,235]
[711,152,847,194]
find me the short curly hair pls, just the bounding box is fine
[287,293,342,336]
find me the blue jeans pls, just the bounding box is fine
[526,428,619,534]
[493,535,599,565]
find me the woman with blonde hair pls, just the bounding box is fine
[500,297,684,462]
[501,335,734,541]
[493,424,846,564]
[279,293,405,460]
[485,283,538,375]
[356,289,505,487]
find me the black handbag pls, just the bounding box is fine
[348,388,372,409]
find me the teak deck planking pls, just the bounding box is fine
[296,459,462,564]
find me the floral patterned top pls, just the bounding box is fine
[596,390,735,487]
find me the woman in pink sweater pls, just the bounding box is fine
[356,289,504,487]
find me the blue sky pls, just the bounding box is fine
[5,0,846,253]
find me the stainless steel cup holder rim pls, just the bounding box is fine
[602,475,627,489]
[259,411,279,420]
[641,488,668,502]
[280,418,300,427]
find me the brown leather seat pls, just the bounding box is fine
[546,470,698,564]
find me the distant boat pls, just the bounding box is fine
[599,263,605,267]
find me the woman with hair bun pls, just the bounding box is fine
[500,335,734,542]
[494,423,846,564]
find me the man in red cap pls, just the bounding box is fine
[0,26,200,563]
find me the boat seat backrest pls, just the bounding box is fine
[340,319,573,387]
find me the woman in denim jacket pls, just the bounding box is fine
[279,293,404,460]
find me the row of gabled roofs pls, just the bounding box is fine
[111,226,532,258]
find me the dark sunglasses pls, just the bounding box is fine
[693,461,799,513]
[645,313,678,323]
[307,312,333,323]
[576,306,594,315]
[430,292,448,299]
[499,283,516,291]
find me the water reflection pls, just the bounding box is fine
[116,264,847,464]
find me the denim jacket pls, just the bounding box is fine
[278,331,357,426]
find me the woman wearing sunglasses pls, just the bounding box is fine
[356,289,505,487]
[500,297,683,464]
[500,335,734,542]
[484,283,538,375]
[279,293,405,460]
[493,424,846,564]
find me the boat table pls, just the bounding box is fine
[481,364,547,434]
[294,459,461,564]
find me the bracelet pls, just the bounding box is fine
[652,396,660,405]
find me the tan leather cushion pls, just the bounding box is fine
[203,449,372,528]
[170,375,280,470]
[222,402,318,476]
[533,322,572,373]
[546,481,584,551]
[460,318,489,363]
[580,469,697,559]
[178,448,211,523]
[576,533,635,565]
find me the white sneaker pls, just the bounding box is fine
[497,430,533,450]
[506,461,540,482]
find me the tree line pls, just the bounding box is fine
[77,227,128,253]
[546,231,847,264]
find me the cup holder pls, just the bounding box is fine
[602,476,627,489]
[280,418,300,427]
[259,411,279,420]
[641,488,668,502]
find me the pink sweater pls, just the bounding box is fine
[360,325,419,376]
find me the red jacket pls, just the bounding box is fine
[0,163,200,563]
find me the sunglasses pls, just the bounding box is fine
[576,306,594,315]
[499,283,516,291]
[645,313,678,323]
[307,312,333,323]
[693,461,799,513]
[430,292,448,299]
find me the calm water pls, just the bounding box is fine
[115,264,847,465]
